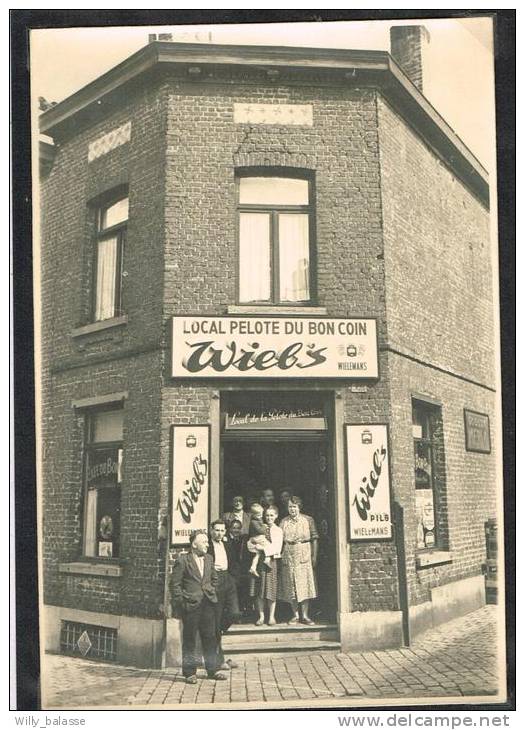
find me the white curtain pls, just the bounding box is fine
[95,236,118,320]
[279,214,310,301]
[239,213,271,302]
[84,488,98,557]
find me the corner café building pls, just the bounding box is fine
[39,29,499,668]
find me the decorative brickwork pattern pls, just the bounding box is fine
[233,102,313,126]
[88,122,131,162]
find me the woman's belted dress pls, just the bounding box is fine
[278,514,318,603]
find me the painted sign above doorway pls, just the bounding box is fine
[225,407,326,430]
[171,315,378,379]
[223,391,328,431]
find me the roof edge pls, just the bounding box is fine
[38,41,489,204]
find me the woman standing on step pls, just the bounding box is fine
[249,505,283,625]
[278,496,319,625]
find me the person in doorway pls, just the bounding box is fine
[227,518,253,618]
[245,494,260,512]
[226,519,245,599]
[208,519,240,671]
[260,488,276,510]
[226,519,244,576]
[246,502,272,577]
[278,496,319,625]
[278,490,291,522]
[249,506,283,626]
[222,494,250,535]
[170,530,227,684]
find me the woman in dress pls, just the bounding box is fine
[278,496,319,624]
[249,505,283,626]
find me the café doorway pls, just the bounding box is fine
[220,392,338,623]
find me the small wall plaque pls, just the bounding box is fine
[464,409,491,454]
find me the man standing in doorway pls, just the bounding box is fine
[208,519,240,670]
[278,490,291,522]
[222,494,250,535]
[260,488,276,510]
[170,530,227,684]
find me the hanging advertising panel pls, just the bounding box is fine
[171,315,378,379]
[170,425,210,545]
[345,424,393,541]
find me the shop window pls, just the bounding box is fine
[83,408,123,558]
[412,399,448,551]
[237,172,315,304]
[93,194,128,321]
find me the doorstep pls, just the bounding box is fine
[222,622,340,655]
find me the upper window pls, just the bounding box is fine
[412,400,448,552]
[83,408,123,559]
[237,173,314,305]
[93,194,128,321]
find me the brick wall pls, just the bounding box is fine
[377,96,494,389]
[377,97,497,606]
[40,79,169,619]
[41,354,164,618]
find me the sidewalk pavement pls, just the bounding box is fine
[42,605,503,709]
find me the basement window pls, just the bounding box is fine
[61,621,117,662]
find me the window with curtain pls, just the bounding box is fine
[237,174,314,304]
[83,408,124,558]
[93,195,128,321]
[412,399,448,552]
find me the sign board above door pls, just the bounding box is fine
[225,407,326,430]
[171,316,379,379]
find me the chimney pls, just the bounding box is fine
[390,25,430,93]
[148,33,173,43]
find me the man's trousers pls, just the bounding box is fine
[215,571,240,665]
[181,598,220,678]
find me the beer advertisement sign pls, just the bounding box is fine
[345,424,393,541]
[171,316,378,379]
[170,425,210,545]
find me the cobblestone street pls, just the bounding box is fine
[42,606,503,709]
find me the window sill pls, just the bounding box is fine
[227,305,328,316]
[71,315,128,338]
[59,561,123,577]
[416,551,452,570]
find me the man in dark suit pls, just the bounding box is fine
[208,519,240,670]
[171,530,227,684]
[227,518,251,615]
